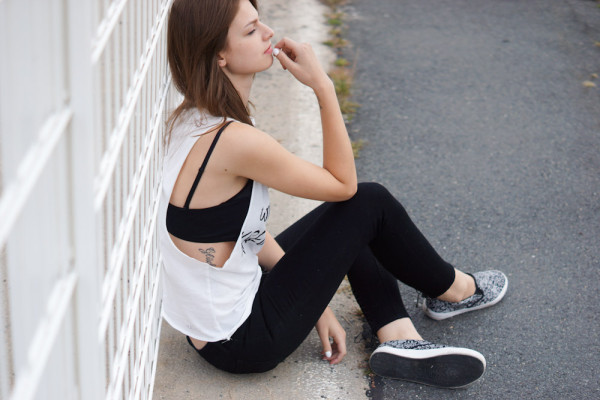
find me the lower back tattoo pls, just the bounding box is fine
[198,247,217,267]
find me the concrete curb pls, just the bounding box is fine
[153,1,371,399]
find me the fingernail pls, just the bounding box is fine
[272,48,280,57]
[325,351,332,358]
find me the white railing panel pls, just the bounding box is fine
[0,0,81,398]
[0,0,68,181]
[93,1,172,399]
[1,0,172,398]
[6,131,71,348]
[4,130,77,400]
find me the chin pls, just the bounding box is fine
[255,57,274,73]
[263,56,275,70]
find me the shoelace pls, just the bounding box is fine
[415,289,425,309]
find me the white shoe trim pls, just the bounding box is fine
[371,344,486,368]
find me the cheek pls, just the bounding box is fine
[229,43,252,62]
[227,43,269,73]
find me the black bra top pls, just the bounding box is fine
[166,121,253,243]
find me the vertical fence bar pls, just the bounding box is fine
[67,0,107,398]
[0,3,14,397]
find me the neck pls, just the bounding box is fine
[225,71,254,107]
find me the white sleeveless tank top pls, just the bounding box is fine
[158,110,270,341]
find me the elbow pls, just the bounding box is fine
[339,181,358,201]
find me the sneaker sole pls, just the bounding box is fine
[424,273,508,321]
[369,346,486,389]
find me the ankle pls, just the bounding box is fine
[437,270,476,303]
[377,318,424,343]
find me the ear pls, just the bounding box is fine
[217,53,227,68]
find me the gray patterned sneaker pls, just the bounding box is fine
[424,270,508,321]
[369,340,486,388]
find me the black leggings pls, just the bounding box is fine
[196,182,456,373]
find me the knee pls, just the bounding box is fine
[353,182,394,204]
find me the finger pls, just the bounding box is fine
[329,347,346,364]
[273,47,290,70]
[327,344,341,364]
[321,342,333,359]
[274,51,287,70]
[333,344,347,364]
[274,36,299,52]
[329,334,347,364]
[274,47,297,72]
[337,336,347,359]
[317,331,332,360]
[274,37,299,63]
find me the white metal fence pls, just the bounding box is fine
[0,0,174,399]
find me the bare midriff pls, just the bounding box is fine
[169,235,235,268]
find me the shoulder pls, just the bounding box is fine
[219,121,280,154]
[215,121,294,178]
[170,109,228,139]
[221,119,265,137]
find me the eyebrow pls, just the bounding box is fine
[244,18,258,29]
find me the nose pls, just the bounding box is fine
[262,22,274,40]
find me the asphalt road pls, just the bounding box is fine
[341,0,600,398]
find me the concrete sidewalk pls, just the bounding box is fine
[152,1,371,399]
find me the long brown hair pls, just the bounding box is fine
[166,0,257,140]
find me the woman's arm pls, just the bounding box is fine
[257,232,284,271]
[220,38,357,202]
[275,37,357,198]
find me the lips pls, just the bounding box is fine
[264,44,273,55]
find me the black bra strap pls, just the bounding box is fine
[184,120,234,209]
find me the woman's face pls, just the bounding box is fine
[219,0,275,77]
